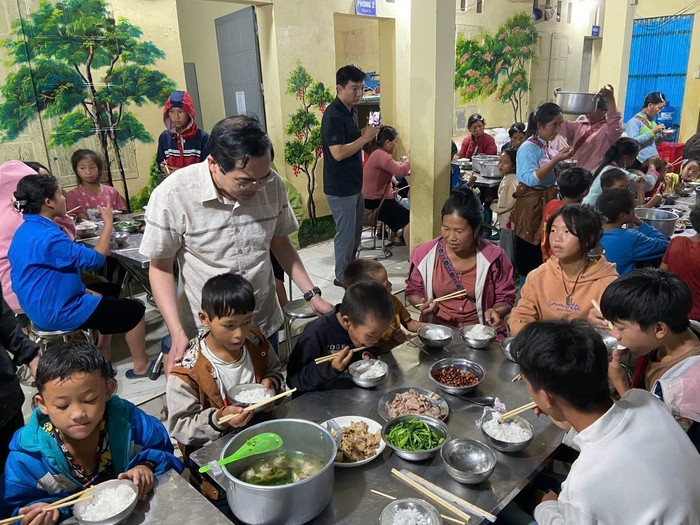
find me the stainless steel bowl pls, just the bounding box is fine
[429,358,485,395]
[559,159,579,169]
[554,91,600,114]
[635,207,678,238]
[417,325,453,349]
[112,231,130,248]
[73,479,138,525]
[480,412,534,453]
[380,498,441,525]
[441,438,497,484]
[75,226,98,239]
[459,324,496,349]
[500,337,516,362]
[382,414,449,462]
[348,359,388,388]
[228,384,274,413]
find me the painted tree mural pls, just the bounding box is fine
[284,63,334,227]
[455,13,538,123]
[0,0,176,208]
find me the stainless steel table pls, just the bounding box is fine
[62,470,231,524]
[81,216,152,296]
[191,334,565,524]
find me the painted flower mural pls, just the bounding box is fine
[283,63,334,227]
[455,12,538,123]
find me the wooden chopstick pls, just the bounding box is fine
[370,490,466,525]
[402,470,497,523]
[217,388,297,423]
[314,346,367,365]
[406,337,430,356]
[500,401,537,421]
[591,300,614,331]
[416,289,469,308]
[43,494,94,511]
[66,205,82,215]
[511,373,522,382]
[39,486,94,512]
[391,468,472,522]
[0,515,25,525]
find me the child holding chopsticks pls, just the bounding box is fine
[3,342,182,523]
[165,273,283,478]
[287,281,394,393]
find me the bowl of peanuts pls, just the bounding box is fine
[429,358,485,395]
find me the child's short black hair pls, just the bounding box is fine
[201,273,255,319]
[547,204,603,254]
[501,148,517,172]
[513,320,612,412]
[600,168,629,190]
[596,187,634,223]
[343,259,385,288]
[340,281,394,325]
[557,167,592,199]
[690,207,700,232]
[600,268,691,333]
[36,341,109,393]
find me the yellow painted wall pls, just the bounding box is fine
[635,0,700,141]
[0,0,185,199]
[257,0,411,219]
[176,0,247,132]
[334,14,380,74]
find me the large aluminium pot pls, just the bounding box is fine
[220,419,337,525]
[635,207,678,238]
[554,91,601,115]
[472,154,499,173]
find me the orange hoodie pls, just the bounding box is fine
[508,255,618,336]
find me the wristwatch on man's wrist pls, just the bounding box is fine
[303,286,322,302]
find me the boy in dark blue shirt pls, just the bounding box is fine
[287,281,394,392]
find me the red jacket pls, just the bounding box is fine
[156,91,210,170]
[459,133,497,159]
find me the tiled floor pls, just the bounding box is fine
[21,232,411,420]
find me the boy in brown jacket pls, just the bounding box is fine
[166,273,283,500]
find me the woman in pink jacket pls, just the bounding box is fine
[405,188,515,339]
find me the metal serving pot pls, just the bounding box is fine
[220,419,337,525]
[472,154,499,173]
[635,207,678,238]
[480,160,501,179]
[554,91,601,115]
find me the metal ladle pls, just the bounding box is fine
[455,395,496,407]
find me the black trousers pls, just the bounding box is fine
[0,409,24,471]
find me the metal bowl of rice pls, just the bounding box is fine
[480,411,534,453]
[73,479,138,525]
[229,384,274,413]
[459,324,496,349]
[348,359,388,388]
[417,325,453,349]
[379,498,441,525]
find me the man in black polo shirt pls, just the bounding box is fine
[322,65,380,286]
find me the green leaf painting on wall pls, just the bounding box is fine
[455,12,538,123]
[284,63,334,227]
[0,0,177,210]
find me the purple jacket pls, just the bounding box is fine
[405,237,515,339]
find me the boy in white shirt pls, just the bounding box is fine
[511,319,700,525]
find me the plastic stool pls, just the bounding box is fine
[282,299,315,363]
[30,325,94,355]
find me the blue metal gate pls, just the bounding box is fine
[624,15,694,140]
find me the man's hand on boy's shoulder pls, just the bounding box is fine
[119,465,154,500]
[18,502,59,525]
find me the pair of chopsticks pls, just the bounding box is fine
[314,346,367,365]
[416,289,470,308]
[217,388,297,424]
[406,336,430,356]
[0,487,96,524]
[590,300,614,331]
[500,401,537,422]
[511,373,522,382]
[66,205,82,215]
[391,468,497,523]
[371,490,466,525]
